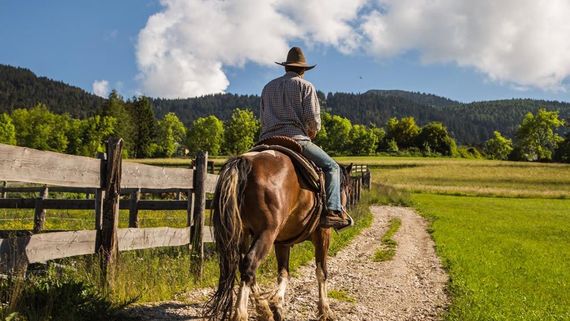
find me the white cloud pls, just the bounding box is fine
[360,0,570,90]
[136,0,570,98]
[92,80,110,97]
[136,0,365,98]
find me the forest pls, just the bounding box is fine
[0,63,569,158]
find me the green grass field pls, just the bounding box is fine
[413,194,570,321]
[338,156,570,198]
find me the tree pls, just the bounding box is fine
[323,114,352,155]
[130,96,157,158]
[11,104,70,152]
[386,116,420,149]
[100,91,135,156]
[223,108,259,155]
[369,124,385,153]
[155,113,187,157]
[313,112,331,150]
[483,131,513,160]
[66,116,117,156]
[554,133,570,163]
[187,115,224,156]
[515,108,565,161]
[349,125,378,155]
[416,122,457,156]
[0,113,16,145]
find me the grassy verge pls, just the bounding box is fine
[327,289,356,303]
[413,194,570,321]
[373,217,402,262]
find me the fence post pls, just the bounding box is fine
[98,137,123,287]
[1,181,6,199]
[129,189,141,228]
[363,169,371,189]
[356,177,361,201]
[191,151,207,278]
[32,185,49,233]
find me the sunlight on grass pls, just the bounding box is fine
[413,194,570,321]
[344,156,570,198]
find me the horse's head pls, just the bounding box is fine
[339,163,353,210]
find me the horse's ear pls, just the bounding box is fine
[346,163,353,175]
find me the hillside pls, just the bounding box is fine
[364,89,460,108]
[327,93,570,144]
[1,64,569,145]
[0,64,104,117]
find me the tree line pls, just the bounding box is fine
[0,90,568,163]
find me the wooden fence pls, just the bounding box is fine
[0,140,369,280]
[0,139,216,279]
[345,164,371,208]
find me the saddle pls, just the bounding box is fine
[251,136,326,244]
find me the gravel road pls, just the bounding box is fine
[130,206,449,320]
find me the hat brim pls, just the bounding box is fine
[275,62,316,70]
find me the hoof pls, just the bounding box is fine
[232,312,248,321]
[269,303,285,321]
[318,307,336,321]
[255,299,275,321]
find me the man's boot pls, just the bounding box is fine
[320,208,353,230]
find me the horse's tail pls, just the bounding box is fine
[206,157,252,320]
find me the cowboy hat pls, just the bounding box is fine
[275,47,316,70]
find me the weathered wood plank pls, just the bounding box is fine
[0,199,94,209]
[205,173,218,194]
[118,227,190,251]
[0,198,211,211]
[122,162,194,189]
[25,230,96,263]
[0,227,213,271]
[0,186,98,193]
[0,230,97,271]
[0,144,101,188]
[135,200,187,210]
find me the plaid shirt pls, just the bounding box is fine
[259,72,321,141]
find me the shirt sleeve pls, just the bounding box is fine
[302,84,321,133]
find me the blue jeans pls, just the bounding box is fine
[297,140,341,212]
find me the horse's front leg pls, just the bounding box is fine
[312,227,335,321]
[270,244,291,321]
[234,231,276,321]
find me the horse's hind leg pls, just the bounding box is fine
[234,231,276,321]
[312,228,335,321]
[270,244,290,321]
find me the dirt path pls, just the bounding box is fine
[130,206,449,320]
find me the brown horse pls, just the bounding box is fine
[207,149,353,321]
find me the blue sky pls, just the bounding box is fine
[2,0,570,103]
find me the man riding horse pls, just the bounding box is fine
[207,47,354,321]
[259,46,352,230]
